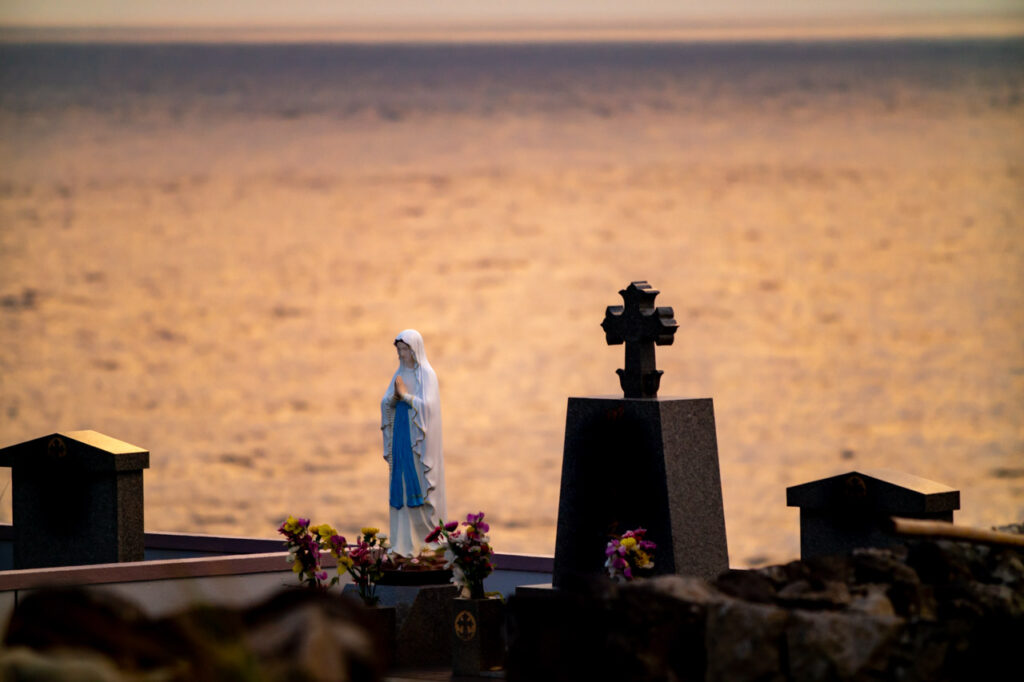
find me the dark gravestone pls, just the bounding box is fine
[344,583,459,668]
[553,282,729,586]
[0,430,149,569]
[786,468,960,560]
[451,596,506,675]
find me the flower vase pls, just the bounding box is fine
[451,596,505,676]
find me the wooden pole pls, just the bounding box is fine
[891,517,1024,548]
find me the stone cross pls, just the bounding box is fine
[601,281,678,398]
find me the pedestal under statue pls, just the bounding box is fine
[381,329,447,557]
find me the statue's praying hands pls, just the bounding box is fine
[394,375,409,400]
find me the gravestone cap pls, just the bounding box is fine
[786,469,959,515]
[0,430,149,472]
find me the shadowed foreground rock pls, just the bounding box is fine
[1,588,386,682]
[508,534,1023,681]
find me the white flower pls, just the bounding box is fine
[451,564,466,589]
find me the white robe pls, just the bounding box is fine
[381,329,446,557]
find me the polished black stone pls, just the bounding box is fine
[553,397,729,586]
[0,430,149,569]
[786,469,960,560]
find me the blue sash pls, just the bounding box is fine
[390,401,424,509]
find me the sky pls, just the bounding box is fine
[1,0,1022,28]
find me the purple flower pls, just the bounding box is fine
[444,520,459,532]
[466,512,485,526]
[425,526,442,543]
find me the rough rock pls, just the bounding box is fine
[508,535,1023,682]
[705,600,788,682]
[714,569,777,604]
[3,587,385,682]
[775,579,851,610]
[785,610,902,681]
[847,584,896,616]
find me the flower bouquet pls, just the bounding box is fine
[425,512,495,599]
[279,517,392,605]
[278,516,333,590]
[327,527,392,606]
[604,527,656,582]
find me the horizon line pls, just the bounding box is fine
[2,15,1024,45]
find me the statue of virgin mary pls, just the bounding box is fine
[380,329,446,557]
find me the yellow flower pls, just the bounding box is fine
[338,555,354,569]
[361,527,380,537]
[620,537,637,549]
[283,516,302,533]
[315,523,337,538]
[292,559,303,574]
[634,550,650,567]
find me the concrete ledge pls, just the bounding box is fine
[0,552,552,592]
[0,523,553,592]
[0,523,282,555]
[0,551,308,591]
[491,553,553,573]
[143,531,283,554]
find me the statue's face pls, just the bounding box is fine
[396,341,415,368]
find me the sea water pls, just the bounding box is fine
[1,39,1022,566]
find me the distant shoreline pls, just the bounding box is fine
[2,16,1023,45]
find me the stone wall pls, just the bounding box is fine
[508,530,1023,681]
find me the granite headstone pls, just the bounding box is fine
[786,468,960,559]
[0,430,149,569]
[552,282,729,585]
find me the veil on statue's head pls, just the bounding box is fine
[391,329,439,408]
[394,329,429,368]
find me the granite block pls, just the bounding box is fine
[0,431,149,569]
[553,396,728,586]
[787,470,960,560]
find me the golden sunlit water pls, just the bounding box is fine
[1,39,1022,567]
